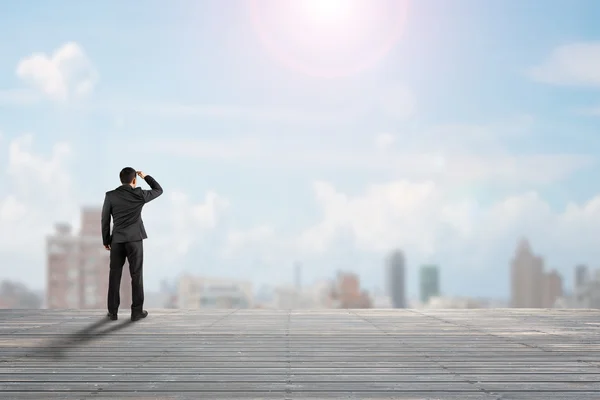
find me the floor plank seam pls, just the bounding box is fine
[0,315,105,364]
[406,310,600,397]
[519,327,600,370]
[3,310,600,398]
[85,309,242,398]
[409,310,600,371]
[284,309,291,400]
[348,309,502,399]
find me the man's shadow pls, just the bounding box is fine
[29,317,134,360]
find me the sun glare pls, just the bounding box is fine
[298,0,354,22]
[248,0,409,78]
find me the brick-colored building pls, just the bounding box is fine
[330,272,372,309]
[46,208,132,309]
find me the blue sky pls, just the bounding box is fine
[2,0,600,301]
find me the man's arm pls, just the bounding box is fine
[101,193,112,248]
[137,171,163,203]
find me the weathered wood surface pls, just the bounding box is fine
[1,308,600,399]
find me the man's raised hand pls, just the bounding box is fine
[136,171,147,179]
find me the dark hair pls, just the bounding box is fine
[119,167,137,184]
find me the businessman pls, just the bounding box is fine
[101,167,163,322]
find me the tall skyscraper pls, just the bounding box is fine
[47,208,132,309]
[420,265,440,304]
[386,250,406,308]
[575,265,589,289]
[510,239,544,308]
[542,269,563,308]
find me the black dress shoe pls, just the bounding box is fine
[107,312,118,321]
[131,310,148,322]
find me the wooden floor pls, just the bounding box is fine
[1,309,600,399]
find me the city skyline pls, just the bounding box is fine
[6,203,600,304]
[38,208,600,309]
[3,1,600,299]
[4,218,599,309]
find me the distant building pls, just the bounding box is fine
[0,280,43,309]
[510,239,544,308]
[272,286,300,309]
[542,269,563,308]
[372,295,393,308]
[386,250,406,308]
[273,280,333,309]
[566,268,600,308]
[160,279,178,308]
[177,275,253,309]
[253,285,275,308]
[330,272,372,309]
[419,265,440,304]
[46,208,131,309]
[575,264,589,288]
[425,296,481,309]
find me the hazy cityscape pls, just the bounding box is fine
[4,1,600,398]
[1,205,597,311]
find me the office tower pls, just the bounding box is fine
[47,208,132,309]
[420,264,440,304]
[386,250,406,308]
[575,265,589,289]
[542,269,563,308]
[574,264,597,307]
[510,239,544,308]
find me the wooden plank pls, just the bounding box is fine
[1,309,600,398]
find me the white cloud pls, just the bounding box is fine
[145,190,230,256]
[222,179,600,294]
[0,195,27,223]
[0,135,230,288]
[298,180,442,255]
[15,42,98,101]
[0,134,76,281]
[140,117,592,186]
[223,225,276,259]
[7,135,71,180]
[375,132,395,151]
[529,42,600,86]
[6,135,72,204]
[0,132,572,292]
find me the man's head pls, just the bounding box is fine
[119,167,137,187]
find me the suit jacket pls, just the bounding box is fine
[101,175,163,246]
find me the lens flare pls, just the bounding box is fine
[247,0,409,78]
[298,0,354,22]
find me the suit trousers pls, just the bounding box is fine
[107,240,144,314]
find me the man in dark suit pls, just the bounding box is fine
[101,167,163,321]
